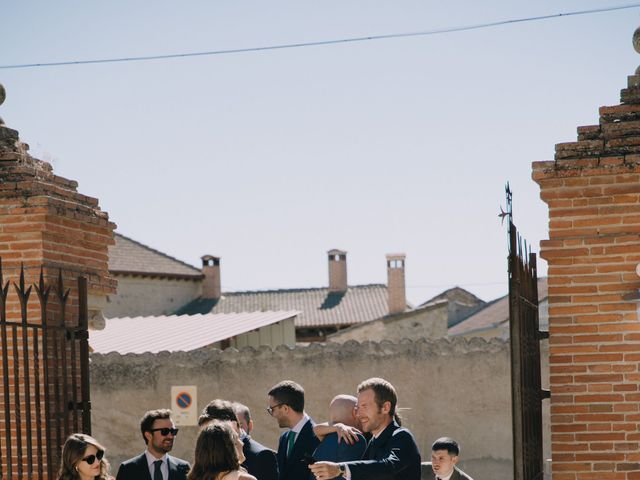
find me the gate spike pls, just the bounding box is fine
[56,269,70,304]
[34,266,51,306]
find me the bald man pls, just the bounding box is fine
[309,395,367,480]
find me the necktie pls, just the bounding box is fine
[154,459,163,480]
[287,430,296,457]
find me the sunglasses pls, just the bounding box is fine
[150,427,179,436]
[82,450,104,465]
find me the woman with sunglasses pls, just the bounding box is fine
[188,421,256,480]
[57,433,114,480]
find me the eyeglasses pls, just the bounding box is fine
[266,403,285,415]
[150,427,179,436]
[82,450,104,465]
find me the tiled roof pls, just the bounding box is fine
[175,284,392,328]
[90,311,299,354]
[448,277,548,336]
[108,233,202,278]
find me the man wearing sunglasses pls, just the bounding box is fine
[116,408,191,480]
[267,380,319,480]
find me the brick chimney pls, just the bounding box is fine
[201,255,221,300]
[386,253,406,314]
[328,249,347,293]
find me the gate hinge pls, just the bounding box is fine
[538,330,549,341]
[540,389,550,400]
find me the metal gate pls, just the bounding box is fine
[0,260,91,479]
[505,185,549,480]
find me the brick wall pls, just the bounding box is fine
[0,115,116,477]
[533,69,640,478]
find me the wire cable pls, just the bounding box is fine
[1,3,638,70]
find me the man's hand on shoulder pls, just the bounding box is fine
[333,423,362,445]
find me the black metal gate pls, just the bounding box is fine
[505,185,549,480]
[0,260,91,479]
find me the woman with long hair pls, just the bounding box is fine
[188,421,256,480]
[57,433,113,480]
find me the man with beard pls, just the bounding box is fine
[116,408,190,480]
[267,380,319,480]
[308,378,421,480]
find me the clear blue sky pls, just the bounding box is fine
[2,1,639,304]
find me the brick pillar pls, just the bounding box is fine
[0,87,116,478]
[533,36,640,478]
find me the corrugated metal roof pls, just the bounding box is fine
[91,311,299,354]
[175,284,394,328]
[448,278,548,336]
[109,233,202,278]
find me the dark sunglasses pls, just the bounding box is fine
[82,450,104,465]
[150,427,179,436]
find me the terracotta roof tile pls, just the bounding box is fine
[109,233,202,278]
[176,284,394,328]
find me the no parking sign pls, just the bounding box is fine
[171,386,198,426]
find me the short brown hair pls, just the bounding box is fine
[198,399,237,427]
[268,380,305,413]
[140,409,172,444]
[357,377,397,417]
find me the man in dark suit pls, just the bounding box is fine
[429,437,473,480]
[267,380,320,480]
[116,408,190,480]
[234,402,279,480]
[309,378,421,480]
[309,395,367,480]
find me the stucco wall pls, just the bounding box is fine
[90,337,549,480]
[104,275,201,317]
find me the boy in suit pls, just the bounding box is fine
[116,408,190,480]
[430,437,473,480]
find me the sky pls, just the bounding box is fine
[1,1,639,305]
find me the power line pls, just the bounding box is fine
[1,3,638,70]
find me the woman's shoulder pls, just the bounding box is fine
[220,471,256,480]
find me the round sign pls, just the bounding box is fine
[176,391,192,409]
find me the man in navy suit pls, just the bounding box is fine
[235,402,279,480]
[116,408,190,480]
[309,395,367,480]
[309,378,421,480]
[267,380,320,480]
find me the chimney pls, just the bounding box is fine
[386,253,406,314]
[201,255,221,300]
[328,249,348,293]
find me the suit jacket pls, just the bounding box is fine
[242,435,279,480]
[345,421,421,480]
[116,452,190,480]
[276,418,320,480]
[429,466,474,480]
[308,432,367,480]
[449,467,474,480]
